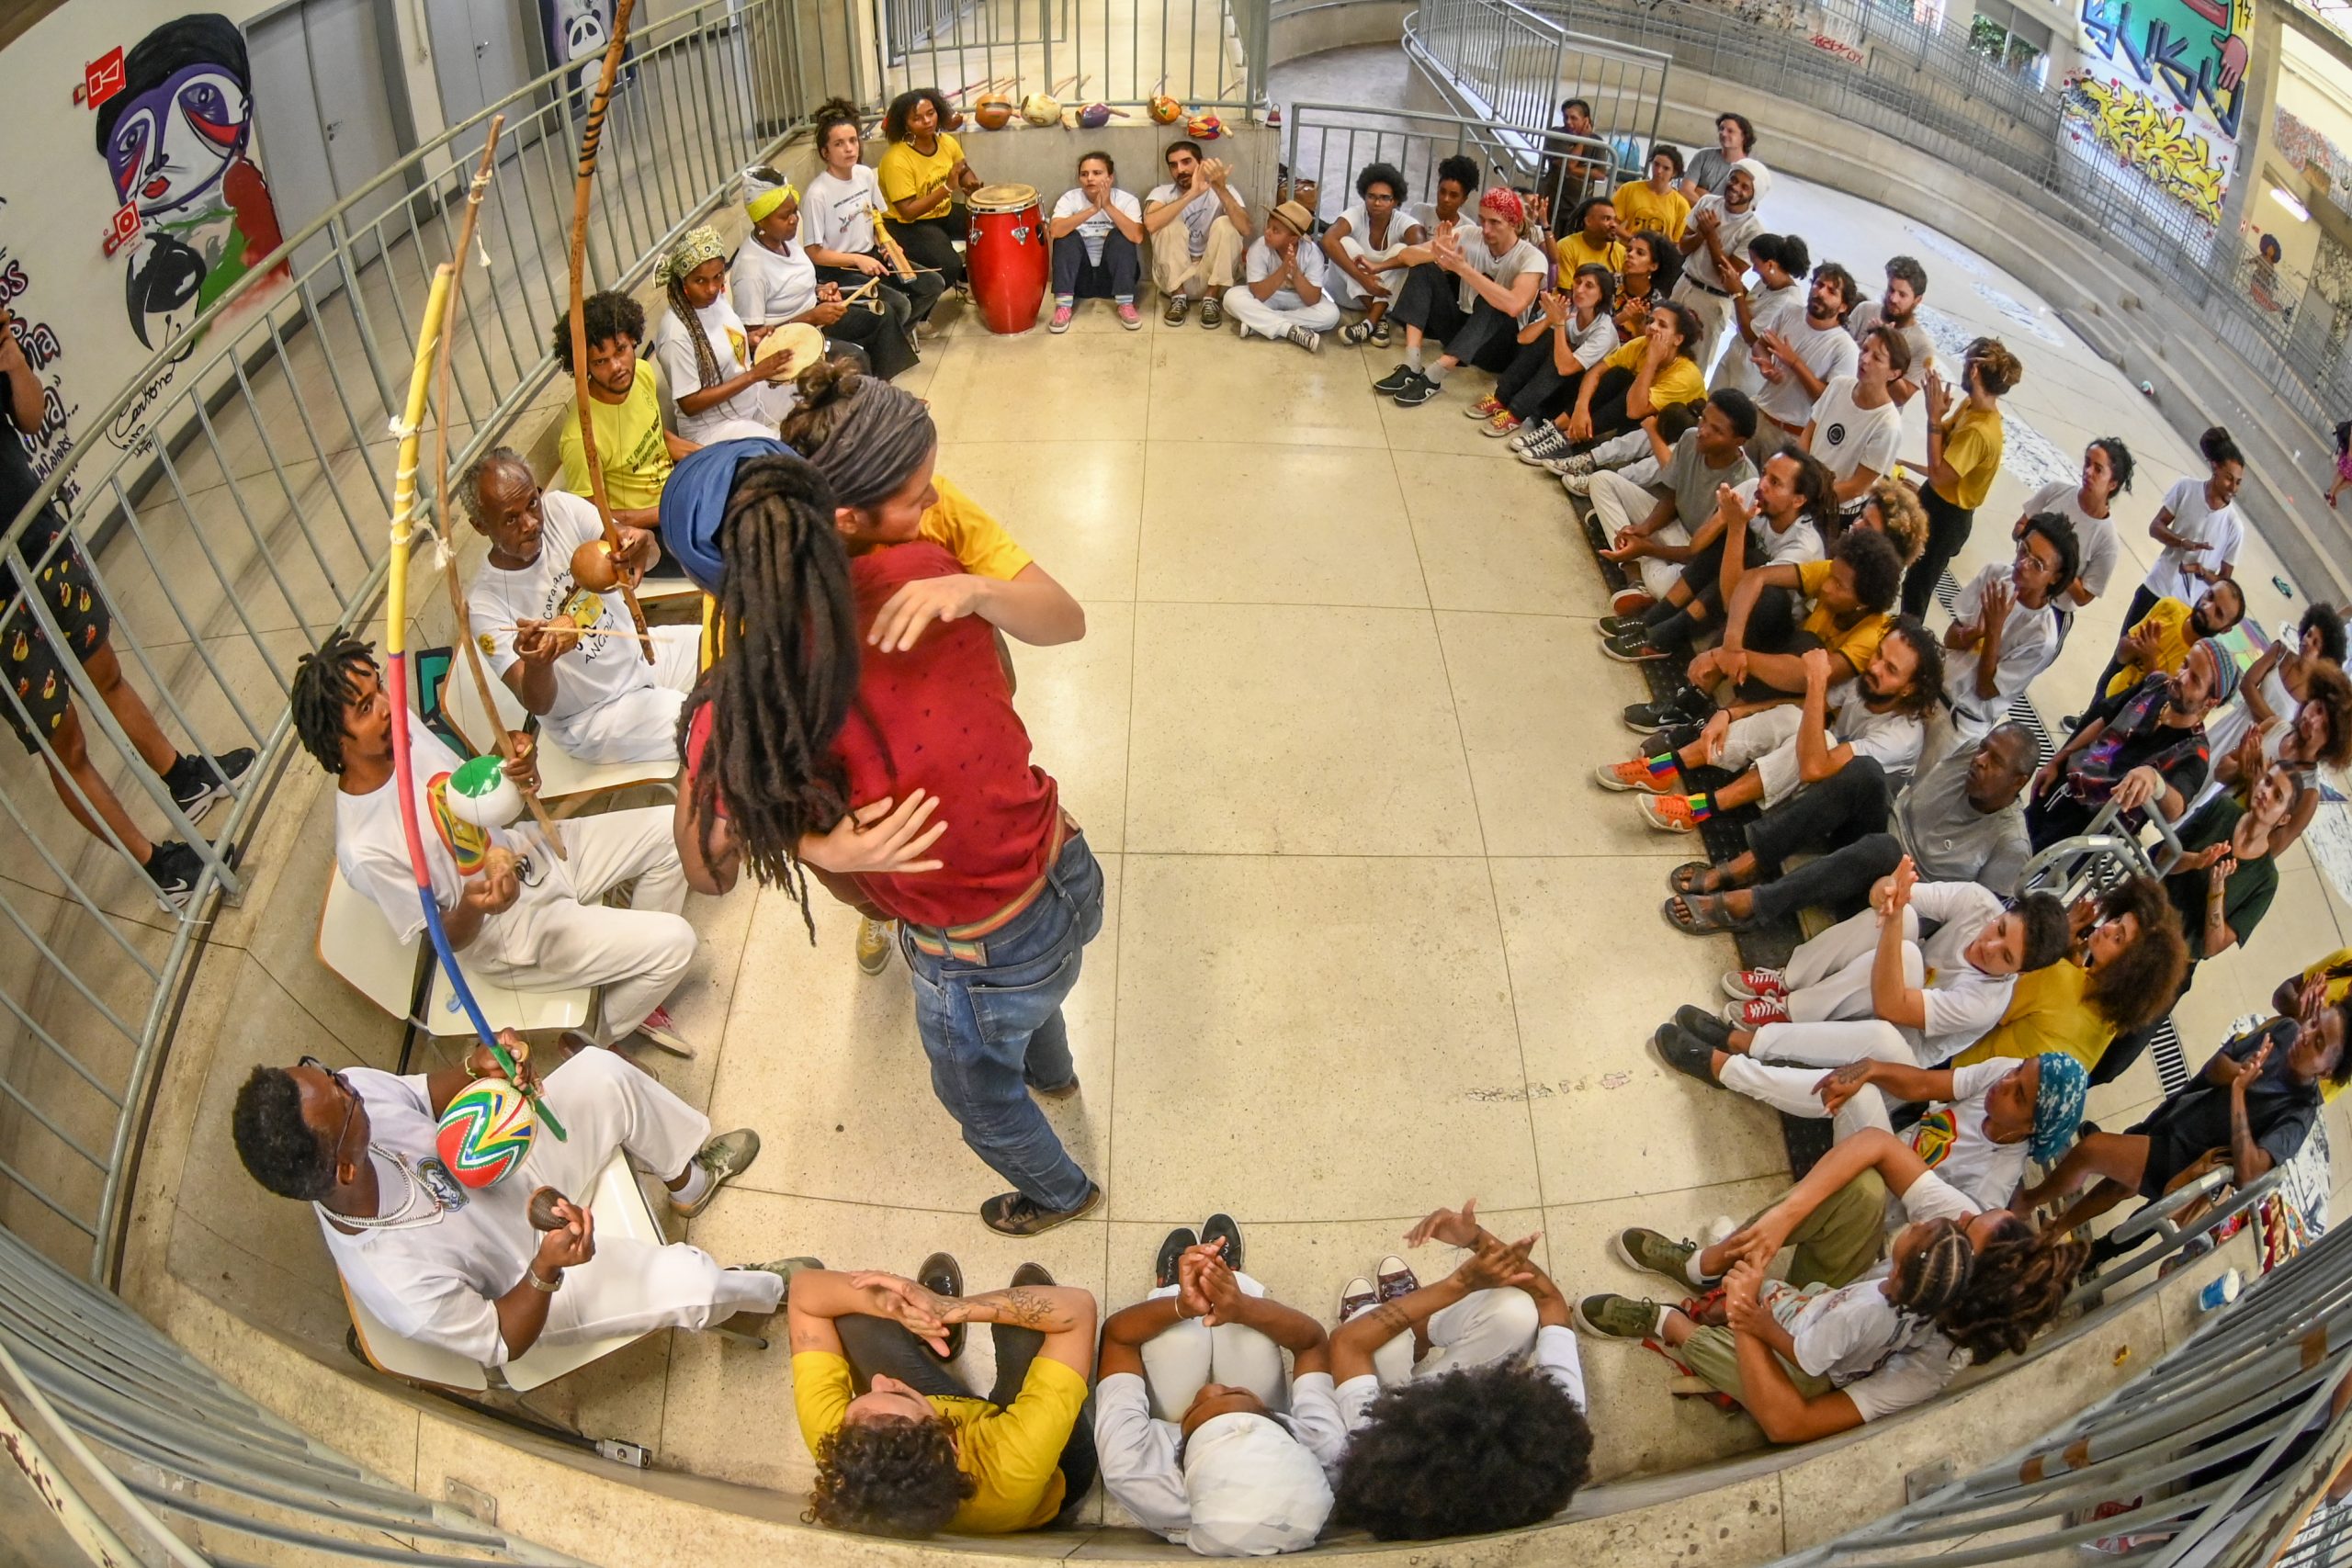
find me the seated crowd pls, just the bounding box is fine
[212,92,2351,1554]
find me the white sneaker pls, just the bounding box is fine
[1564,471,1595,497]
[1235,320,1257,342]
[1339,319,1373,345]
[1288,325,1322,353]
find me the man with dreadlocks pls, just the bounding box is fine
[1579,1128,2089,1440]
[290,637,701,1053]
[666,361,1102,1237]
[650,226,797,445]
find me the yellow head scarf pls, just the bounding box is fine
[743,165,798,225]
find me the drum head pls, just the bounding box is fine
[970,182,1040,213]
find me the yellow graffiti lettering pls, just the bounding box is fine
[2066,75,2226,222]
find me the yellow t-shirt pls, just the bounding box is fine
[2298,950,2352,1100]
[791,1349,1089,1533]
[1611,179,1690,243]
[560,357,672,514]
[921,475,1034,581]
[1602,339,1707,412]
[2101,597,2195,699]
[1950,959,2112,1072]
[876,133,967,209]
[1794,559,1891,677]
[1938,404,2005,511]
[1556,231,1626,279]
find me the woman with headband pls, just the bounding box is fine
[730,167,917,381]
[663,362,1098,1237]
[649,226,795,443]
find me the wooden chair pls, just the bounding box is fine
[317,866,593,1039]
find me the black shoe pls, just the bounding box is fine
[1200,1213,1243,1273]
[164,747,256,817]
[2061,714,2082,731]
[1652,1021,1720,1084]
[141,840,208,913]
[1673,1003,1732,1051]
[1597,614,1651,638]
[981,1183,1102,1237]
[1603,632,1668,664]
[1390,372,1441,407]
[1026,1073,1081,1100]
[1372,363,1419,394]
[1012,1261,1057,1289]
[1155,1226,1199,1289]
[1623,698,1699,733]
[1642,723,1704,756]
[919,1250,966,1361]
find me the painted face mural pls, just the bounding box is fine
[94,15,285,350]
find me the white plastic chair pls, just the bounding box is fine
[437,657,680,814]
[318,867,593,1038]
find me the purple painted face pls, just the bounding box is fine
[108,63,251,218]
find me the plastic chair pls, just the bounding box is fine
[438,658,680,814]
[318,866,593,1038]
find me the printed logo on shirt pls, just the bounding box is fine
[477,632,497,658]
[414,1156,469,1212]
[560,587,605,627]
[1909,1107,1959,1168]
[1826,422,1848,446]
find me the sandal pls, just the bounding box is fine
[1662,892,1746,934]
[1668,861,1722,896]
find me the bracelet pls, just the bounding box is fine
[527,1268,563,1292]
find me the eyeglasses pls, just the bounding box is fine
[300,1055,361,1161]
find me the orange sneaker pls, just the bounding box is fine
[1596,757,1672,793]
[1639,795,1701,832]
[1464,394,1507,420]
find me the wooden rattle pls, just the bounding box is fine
[527,1186,572,1232]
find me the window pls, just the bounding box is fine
[1967,0,2052,82]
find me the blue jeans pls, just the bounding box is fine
[899,832,1103,1209]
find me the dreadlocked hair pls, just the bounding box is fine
[1880,618,1944,720]
[678,456,860,942]
[666,270,724,393]
[2084,875,2187,1032]
[1936,1223,2088,1365]
[1886,1218,1974,1318]
[289,634,378,775]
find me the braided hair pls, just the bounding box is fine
[289,634,378,775]
[1936,1223,2091,1364]
[1886,1218,1974,1319]
[666,268,724,394]
[677,457,860,942]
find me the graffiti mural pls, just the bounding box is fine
[2063,0,2253,225]
[91,15,286,350]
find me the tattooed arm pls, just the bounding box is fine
[1329,1234,1537,1384]
[946,1281,1099,1378]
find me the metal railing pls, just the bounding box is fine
[1283,99,1611,228]
[0,1218,585,1564]
[0,0,830,1279]
[882,0,1271,110]
[1408,0,1572,135]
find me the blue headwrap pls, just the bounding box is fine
[2029,1053,2088,1165]
[2196,637,2241,706]
[657,436,797,594]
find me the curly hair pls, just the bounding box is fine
[1879,617,1945,720]
[231,1066,334,1200]
[1332,1362,1591,1540]
[1435,153,1481,199]
[551,291,645,378]
[881,87,954,145]
[1888,1219,1974,1317]
[1884,254,1927,297]
[1626,229,1682,299]
[1648,142,1685,178]
[1355,160,1408,204]
[812,96,863,155]
[1937,1225,2089,1365]
[804,1417,975,1536]
[1715,111,1757,155]
[2019,510,2080,597]
[289,634,378,776]
[1863,478,1928,566]
[1838,527,1902,615]
[1654,300,1704,362]
[2084,875,2188,1033]
[2018,889,2074,973]
[1964,336,2024,397]
[2301,602,2349,670]
[1766,445,1838,536]
[2198,424,2244,469]
[1811,260,1859,322]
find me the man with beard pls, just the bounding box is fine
[1845,257,1933,406]
[554,293,700,534]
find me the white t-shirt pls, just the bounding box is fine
[1146,180,1246,257]
[466,491,663,739]
[803,164,886,255]
[1904,1058,2030,1211]
[1681,197,1764,292]
[1333,200,1419,261]
[1830,682,1927,782]
[1756,314,1862,428]
[1051,186,1142,266]
[1556,309,1622,372]
[1243,236,1328,310]
[1846,299,1935,385]
[1945,560,2060,728]
[1094,1369,1348,1542]
[1747,504,1825,568]
[1808,377,1902,491]
[1714,282,1801,396]
[1453,232,1549,317]
[318,1067,551,1366]
[1908,879,2018,1062]
[2021,479,2120,600]
[727,235,820,326]
[1334,1322,1584,1435]
[333,713,541,954]
[650,294,792,444]
[2143,475,2244,606]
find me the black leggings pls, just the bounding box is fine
[1441,301,1522,372]
[805,290,916,380]
[834,1312,1098,1521]
[892,210,966,290]
[1494,337,1584,421]
[1572,364,1691,449]
[1388,263,1467,343]
[1899,482,1975,619]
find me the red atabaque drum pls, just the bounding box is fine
[967,183,1048,334]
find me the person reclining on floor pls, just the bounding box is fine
[1600,631,1938,844]
[2026,637,2234,850]
[231,1031,791,1369]
[1944,876,2185,1076]
[1585,390,1758,612]
[1941,513,2079,746]
[1659,721,2037,936]
[1226,200,1341,352]
[1324,1200,1592,1540]
[291,636,699,1054]
[1600,446,1834,667]
[790,1258,1099,1536]
[1576,1128,2088,1442]
[2075,578,2247,732]
[553,291,700,536]
[1097,1217,1343,1556]
[461,447,701,767]
[2020,994,2351,1247]
[1698,857,2070,1077]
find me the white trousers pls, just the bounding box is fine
[1364,1285,1539,1387]
[1327,237,1409,310]
[1138,1275,1290,1421]
[519,1047,781,1351]
[1151,218,1246,299]
[474,806,696,1044]
[542,623,700,764]
[1222,285,1343,336]
[1720,1051,1907,1130]
[1588,469,1688,601]
[1778,904,1925,1023]
[1715,706,1809,808]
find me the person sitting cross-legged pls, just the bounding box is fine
[1470,263,1621,441]
[231,1032,794,1371]
[1376,187,1550,407]
[1661,721,2038,937]
[1226,200,1341,352]
[2075,577,2246,732]
[1585,389,1758,615]
[1940,513,2078,747]
[553,292,698,534]
[1601,632,1938,841]
[461,447,701,766]
[790,1260,1099,1536]
[1097,1219,1344,1556]
[1577,1129,2089,1441]
[1325,1201,1592,1540]
[1947,876,2186,1076]
[291,636,700,1054]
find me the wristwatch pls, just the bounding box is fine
[528,1267,563,1292]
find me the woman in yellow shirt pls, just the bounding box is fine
[1611,146,1691,243]
[876,88,982,290]
[1900,336,2022,619]
[1951,876,2186,1075]
[1564,301,1708,449]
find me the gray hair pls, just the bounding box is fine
[456,446,533,529]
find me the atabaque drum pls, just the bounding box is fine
[967,183,1048,334]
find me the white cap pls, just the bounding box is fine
[1181,1412,1333,1557]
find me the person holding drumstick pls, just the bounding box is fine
[731,167,914,381]
[805,97,947,339]
[877,88,980,292]
[1047,151,1145,333]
